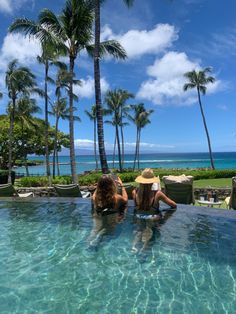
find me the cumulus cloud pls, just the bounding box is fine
[137,51,223,106]
[0,0,12,12]
[74,139,95,148]
[125,142,175,149]
[101,24,178,58]
[0,33,40,70]
[74,76,110,99]
[0,0,34,13]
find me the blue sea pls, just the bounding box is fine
[14,152,236,176]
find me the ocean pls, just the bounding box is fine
[14,152,236,176]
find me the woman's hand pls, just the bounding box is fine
[116,177,123,186]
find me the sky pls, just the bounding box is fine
[0,0,236,154]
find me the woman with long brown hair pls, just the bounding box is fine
[89,175,128,249]
[93,175,128,214]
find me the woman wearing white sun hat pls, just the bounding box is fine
[133,168,176,214]
[132,168,176,253]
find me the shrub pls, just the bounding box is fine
[18,175,72,187]
[17,169,236,187]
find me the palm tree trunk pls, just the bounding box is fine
[137,128,141,169]
[44,61,51,185]
[113,133,117,169]
[56,150,60,176]
[20,121,29,177]
[116,124,122,172]
[94,0,109,174]
[69,55,78,184]
[133,126,139,171]
[197,88,215,170]
[94,118,98,170]
[120,124,125,168]
[8,97,16,183]
[24,156,29,177]
[53,116,59,178]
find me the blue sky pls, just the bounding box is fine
[0,0,236,153]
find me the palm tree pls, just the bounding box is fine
[94,0,133,173]
[49,98,81,177]
[118,90,133,167]
[128,104,154,170]
[13,97,41,176]
[5,59,42,182]
[104,89,133,170]
[36,49,66,184]
[183,67,215,170]
[105,90,124,171]
[10,0,127,182]
[85,105,99,170]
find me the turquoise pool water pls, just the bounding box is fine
[0,199,236,313]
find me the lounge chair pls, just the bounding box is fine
[162,175,194,204]
[0,183,34,197]
[54,184,90,198]
[225,177,236,210]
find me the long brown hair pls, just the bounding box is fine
[137,184,154,211]
[94,175,117,210]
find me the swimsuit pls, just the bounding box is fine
[134,189,161,219]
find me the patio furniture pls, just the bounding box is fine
[197,200,223,207]
[225,177,236,210]
[162,175,194,204]
[54,184,90,198]
[0,183,34,197]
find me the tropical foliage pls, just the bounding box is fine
[183,67,215,170]
[127,104,154,170]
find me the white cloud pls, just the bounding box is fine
[0,33,40,70]
[74,139,95,148]
[74,139,175,150]
[74,76,110,99]
[0,0,34,13]
[137,51,223,106]
[125,142,175,149]
[0,0,11,12]
[101,24,178,58]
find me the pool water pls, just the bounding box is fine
[0,199,236,313]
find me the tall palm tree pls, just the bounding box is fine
[105,90,124,171]
[94,0,133,173]
[5,59,42,182]
[128,104,153,170]
[13,97,41,176]
[37,49,66,184]
[10,0,127,182]
[105,89,133,170]
[50,98,81,177]
[85,105,99,170]
[118,89,133,167]
[183,67,215,170]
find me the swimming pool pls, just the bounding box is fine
[0,199,236,313]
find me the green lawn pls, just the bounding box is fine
[193,178,232,188]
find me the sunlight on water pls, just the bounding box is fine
[0,200,236,313]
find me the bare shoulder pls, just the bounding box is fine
[116,194,127,205]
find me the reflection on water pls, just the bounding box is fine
[0,200,236,313]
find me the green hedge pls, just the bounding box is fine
[18,176,72,187]
[18,169,236,187]
[0,170,15,184]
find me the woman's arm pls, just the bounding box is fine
[116,177,128,202]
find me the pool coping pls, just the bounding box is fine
[1,197,236,220]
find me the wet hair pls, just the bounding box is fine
[94,175,117,210]
[137,184,153,211]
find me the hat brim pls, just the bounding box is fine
[135,176,160,184]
